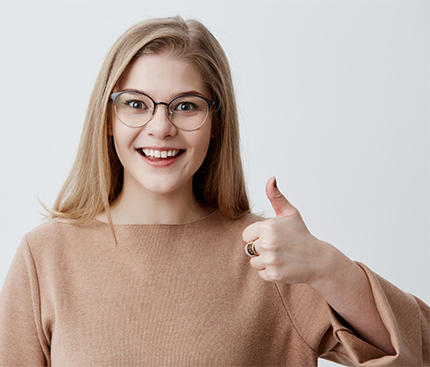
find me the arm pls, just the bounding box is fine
[310,245,395,355]
[0,237,49,366]
[242,177,399,355]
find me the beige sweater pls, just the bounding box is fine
[0,210,428,366]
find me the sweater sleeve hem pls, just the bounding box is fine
[323,262,428,366]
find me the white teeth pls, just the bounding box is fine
[142,149,180,158]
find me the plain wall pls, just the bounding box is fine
[0,1,428,365]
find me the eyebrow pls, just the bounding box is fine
[121,88,206,100]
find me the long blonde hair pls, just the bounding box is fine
[48,16,250,228]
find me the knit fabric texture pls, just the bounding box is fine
[0,210,429,366]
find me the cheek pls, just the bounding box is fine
[111,120,138,157]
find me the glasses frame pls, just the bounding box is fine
[110,90,216,131]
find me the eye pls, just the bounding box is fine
[124,100,147,110]
[174,102,197,112]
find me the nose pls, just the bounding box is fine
[144,103,177,138]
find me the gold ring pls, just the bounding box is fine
[245,242,259,257]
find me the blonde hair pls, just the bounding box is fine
[48,16,250,228]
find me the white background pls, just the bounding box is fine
[0,1,428,365]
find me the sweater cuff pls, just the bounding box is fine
[327,262,426,366]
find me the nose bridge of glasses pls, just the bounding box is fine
[152,101,172,117]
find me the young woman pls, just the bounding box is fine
[0,16,428,366]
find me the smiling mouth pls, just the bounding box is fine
[138,148,184,160]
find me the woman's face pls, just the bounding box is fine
[111,52,213,199]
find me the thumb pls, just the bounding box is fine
[266,177,296,217]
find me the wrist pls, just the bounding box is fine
[307,242,352,296]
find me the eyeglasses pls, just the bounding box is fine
[110,90,215,131]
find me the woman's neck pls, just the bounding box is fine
[96,186,213,225]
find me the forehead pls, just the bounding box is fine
[115,52,209,99]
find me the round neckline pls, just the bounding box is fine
[91,208,220,227]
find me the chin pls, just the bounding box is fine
[142,180,192,197]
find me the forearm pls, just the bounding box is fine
[310,244,396,355]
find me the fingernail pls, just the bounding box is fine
[273,177,277,188]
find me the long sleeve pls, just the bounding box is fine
[279,262,430,366]
[336,262,430,366]
[0,236,50,366]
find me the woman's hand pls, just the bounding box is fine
[242,176,335,287]
[242,177,395,355]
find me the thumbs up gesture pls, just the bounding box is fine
[242,177,332,285]
[242,178,396,354]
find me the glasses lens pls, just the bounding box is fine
[114,92,153,127]
[169,95,210,131]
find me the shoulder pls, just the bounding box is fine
[25,218,77,241]
[25,218,95,242]
[22,218,112,258]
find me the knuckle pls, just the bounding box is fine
[259,235,282,252]
[259,240,274,252]
[264,255,277,266]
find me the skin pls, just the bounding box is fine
[242,177,396,355]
